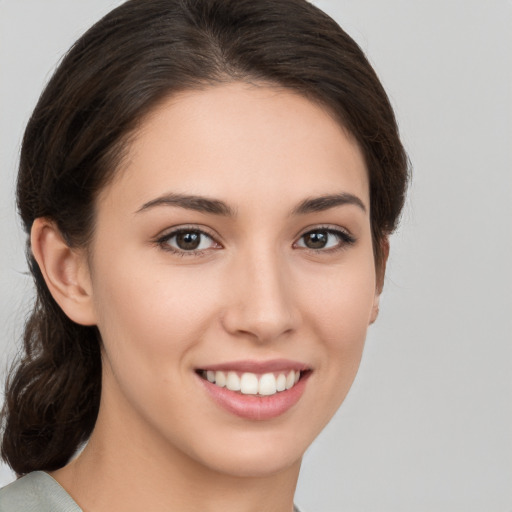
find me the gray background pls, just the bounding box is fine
[1,1,511,511]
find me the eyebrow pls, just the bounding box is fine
[136,193,236,216]
[291,193,367,215]
[136,191,366,217]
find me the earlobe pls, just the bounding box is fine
[369,294,380,325]
[31,218,97,326]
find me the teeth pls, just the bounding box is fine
[258,373,277,395]
[285,371,295,390]
[240,373,259,394]
[215,371,226,387]
[276,373,286,392]
[203,369,303,395]
[226,371,241,391]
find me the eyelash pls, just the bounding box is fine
[294,226,356,253]
[155,227,219,257]
[155,225,356,257]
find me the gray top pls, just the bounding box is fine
[0,472,81,512]
[0,471,304,511]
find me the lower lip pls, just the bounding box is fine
[198,373,311,421]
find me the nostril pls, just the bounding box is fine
[220,308,299,344]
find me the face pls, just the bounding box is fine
[84,83,379,478]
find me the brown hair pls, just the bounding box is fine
[1,0,409,475]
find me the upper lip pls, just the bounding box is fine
[197,359,310,373]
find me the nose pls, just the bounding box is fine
[221,248,300,344]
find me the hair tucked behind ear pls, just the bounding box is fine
[2,0,409,475]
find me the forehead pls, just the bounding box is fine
[99,82,369,214]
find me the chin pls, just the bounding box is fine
[205,450,302,479]
[183,427,312,479]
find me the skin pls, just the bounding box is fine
[33,82,384,512]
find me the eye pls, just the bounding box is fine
[295,228,355,251]
[158,228,219,254]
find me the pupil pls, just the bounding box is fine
[176,232,201,250]
[305,231,327,249]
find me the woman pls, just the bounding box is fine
[0,0,408,510]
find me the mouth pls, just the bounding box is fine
[195,360,312,421]
[196,368,309,396]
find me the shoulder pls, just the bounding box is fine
[0,471,82,512]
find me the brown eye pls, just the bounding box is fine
[160,229,217,253]
[175,231,201,250]
[296,228,356,251]
[303,231,329,249]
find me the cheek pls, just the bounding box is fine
[299,254,376,386]
[91,251,222,371]
[302,257,376,339]
[89,254,226,437]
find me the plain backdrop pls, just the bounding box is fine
[1,1,511,511]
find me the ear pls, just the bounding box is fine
[369,237,390,325]
[31,218,97,326]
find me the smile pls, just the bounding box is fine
[196,360,312,421]
[199,369,301,396]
